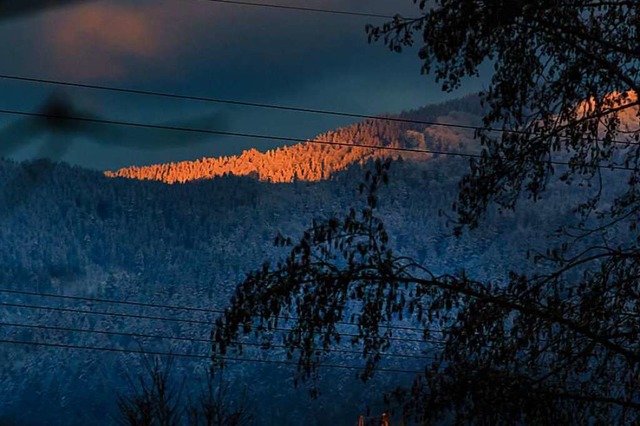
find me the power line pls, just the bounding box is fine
[4,336,630,403]
[0,335,628,393]
[0,337,423,374]
[0,301,443,345]
[202,0,398,19]
[0,74,487,133]
[0,107,636,172]
[0,106,475,159]
[1,300,213,324]
[5,288,608,346]
[0,293,579,348]
[0,321,436,361]
[0,287,436,334]
[1,73,636,147]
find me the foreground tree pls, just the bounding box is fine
[212,1,640,423]
[116,357,183,426]
[116,356,252,426]
[368,0,640,228]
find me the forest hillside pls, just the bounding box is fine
[105,96,482,183]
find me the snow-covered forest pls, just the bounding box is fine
[0,95,611,424]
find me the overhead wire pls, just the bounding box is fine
[0,338,424,374]
[0,301,444,345]
[0,73,637,147]
[0,287,438,334]
[0,294,565,346]
[202,0,399,19]
[0,74,484,132]
[0,320,437,361]
[0,107,636,172]
[0,332,630,393]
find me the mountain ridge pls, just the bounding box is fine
[104,94,483,183]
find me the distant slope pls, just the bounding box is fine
[105,95,483,183]
[3,92,629,425]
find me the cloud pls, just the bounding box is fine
[44,1,164,79]
[38,0,421,82]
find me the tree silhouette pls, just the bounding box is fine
[116,356,184,426]
[211,1,640,423]
[367,0,639,232]
[186,369,253,426]
[211,162,640,422]
[116,356,252,426]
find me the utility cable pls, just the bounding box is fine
[0,107,636,172]
[0,73,637,147]
[0,287,437,334]
[0,320,437,361]
[0,338,424,374]
[0,336,629,392]
[202,0,398,19]
[0,301,444,345]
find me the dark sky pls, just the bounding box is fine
[0,0,488,170]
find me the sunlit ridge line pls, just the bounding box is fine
[0,107,636,172]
